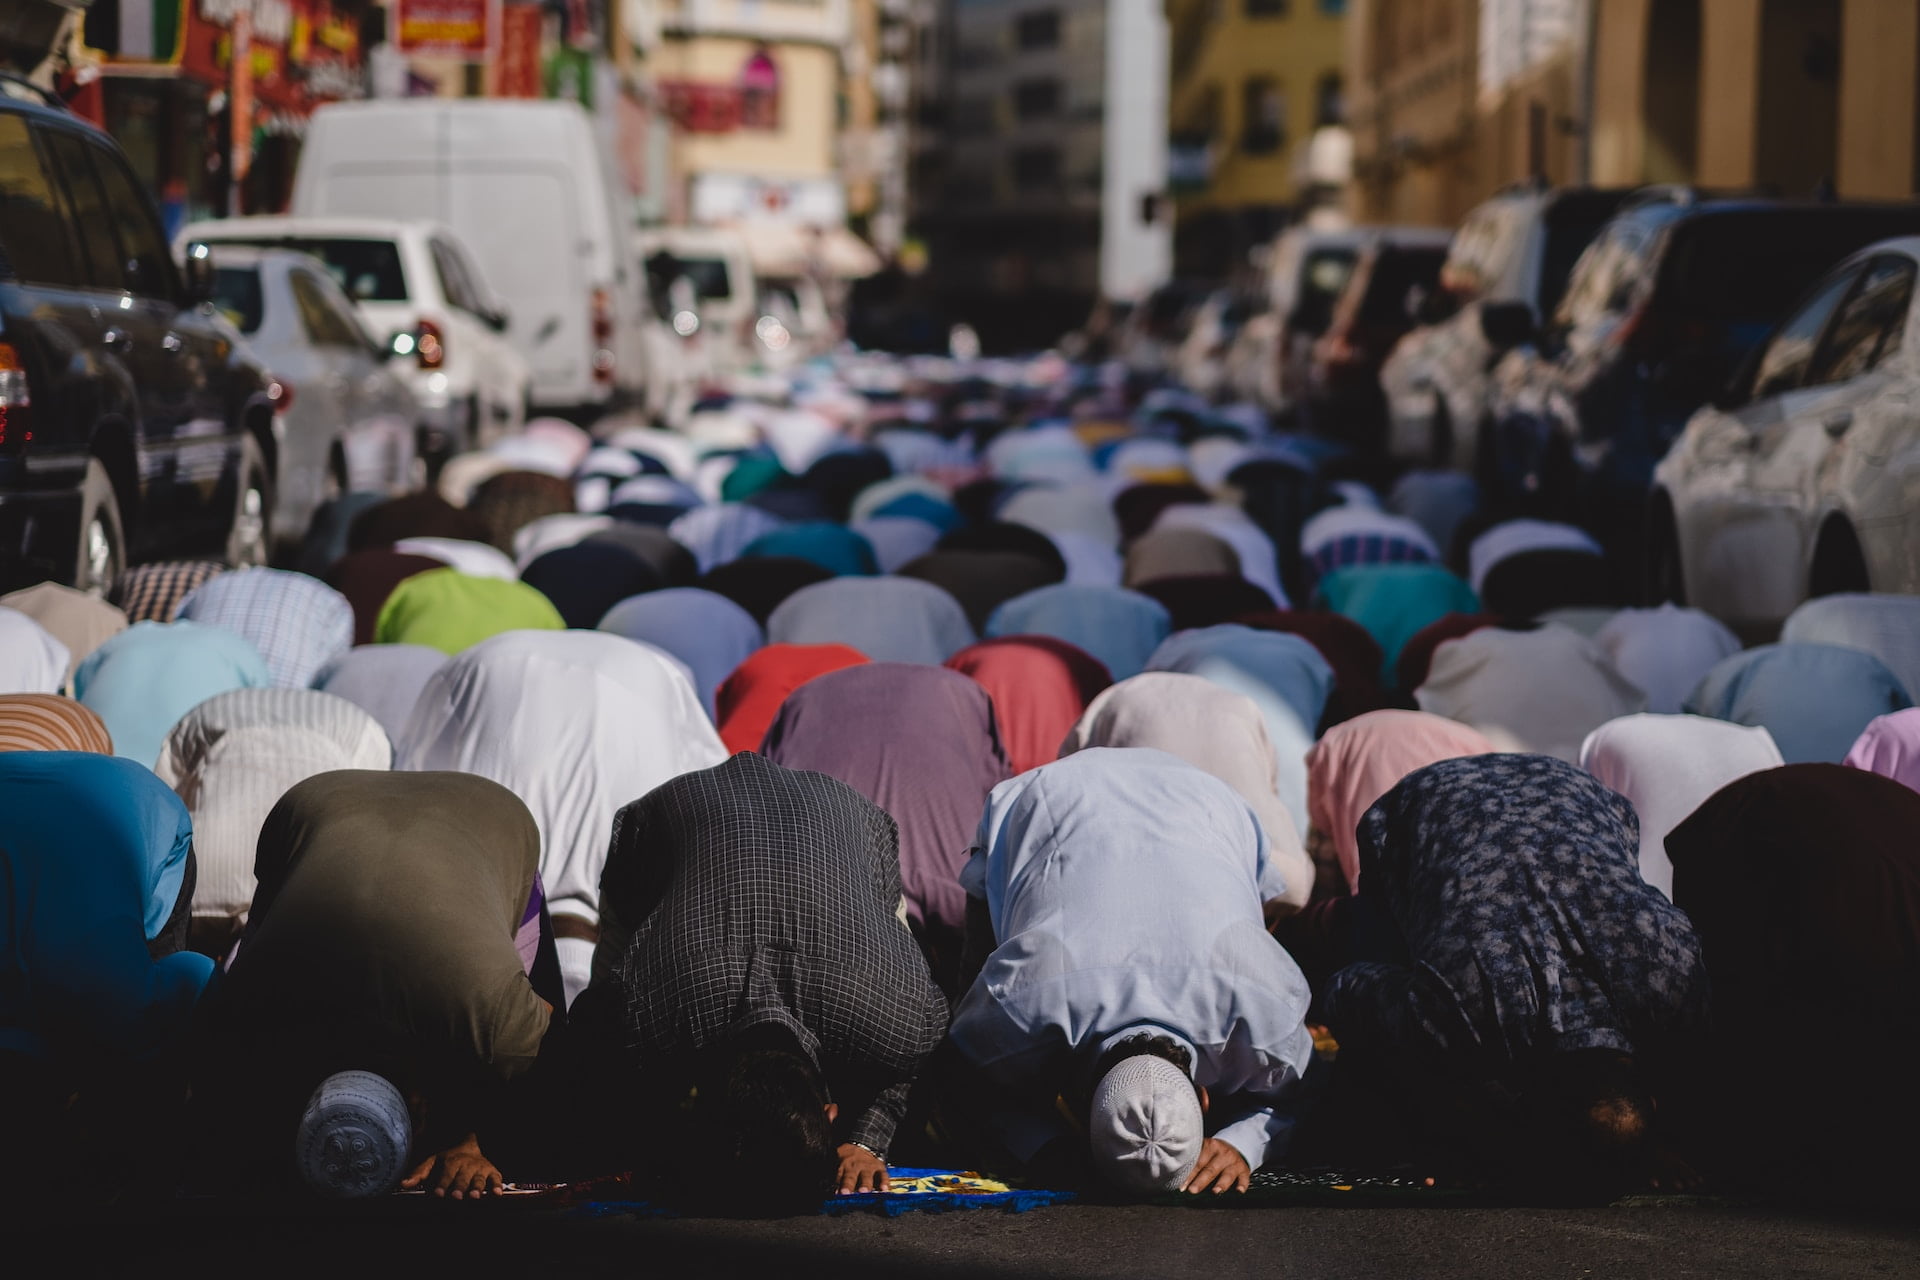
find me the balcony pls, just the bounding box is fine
[659,0,852,47]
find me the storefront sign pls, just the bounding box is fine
[180,0,362,114]
[396,0,489,58]
[497,4,544,98]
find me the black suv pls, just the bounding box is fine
[0,84,275,595]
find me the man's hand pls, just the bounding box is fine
[834,1143,891,1194]
[1181,1138,1251,1194]
[401,1133,505,1200]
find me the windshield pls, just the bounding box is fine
[1293,247,1358,334]
[1536,192,1630,315]
[201,236,407,302]
[674,256,734,301]
[1658,209,1920,331]
[210,266,264,334]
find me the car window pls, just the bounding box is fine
[42,130,123,291]
[1293,246,1357,334]
[1556,223,1646,330]
[87,143,175,299]
[1807,256,1916,387]
[0,116,81,286]
[430,238,483,315]
[1536,193,1627,317]
[210,266,265,334]
[290,268,368,350]
[1749,268,1859,401]
[1358,246,1446,328]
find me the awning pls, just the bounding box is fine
[734,222,883,280]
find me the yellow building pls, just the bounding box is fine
[1167,0,1347,273]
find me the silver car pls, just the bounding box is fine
[1379,185,1629,468]
[1652,236,1920,635]
[206,246,421,550]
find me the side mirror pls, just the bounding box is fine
[182,241,215,306]
[1479,300,1536,350]
[484,307,511,334]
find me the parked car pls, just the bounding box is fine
[1301,229,1452,448]
[1651,237,1920,634]
[1483,196,1920,547]
[0,90,276,596]
[637,225,757,366]
[178,215,530,457]
[1248,224,1372,418]
[291,99,650,420]
[203,246,421,550]
[1379,184,1631,467]
[1174,287,1266,403]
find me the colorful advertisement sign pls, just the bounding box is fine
[396,0,489,58]
[497,4,544,98]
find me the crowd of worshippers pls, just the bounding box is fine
[2,365,1918,1214]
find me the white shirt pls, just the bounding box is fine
[948,747,1314,1170]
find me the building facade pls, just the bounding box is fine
[910,0,1170,349]
[1588,0,1918,201]
[1166,0,1347,277]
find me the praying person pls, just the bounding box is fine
[567,752,947,1213]
[946,747,1313,1196]
[189,771,557,1199]
[1323,754,1710,1194]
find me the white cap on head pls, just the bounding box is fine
[295,1070,413,1199]
[1087,1054,1204,1195]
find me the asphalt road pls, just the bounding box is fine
[31,1196,1920,1277]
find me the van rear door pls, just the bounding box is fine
[444,166,587,407]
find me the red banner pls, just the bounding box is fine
[396,0,489,58]
[497,4,544,98]
[179,0,362,114]
[658,79,743,134]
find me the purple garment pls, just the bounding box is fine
[517,877,545,976]
[760,663,1011,942]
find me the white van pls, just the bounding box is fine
[291,99,647,419]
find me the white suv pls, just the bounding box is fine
[177,216,531,456]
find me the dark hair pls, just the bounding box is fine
[1080,1032,1203,1119]
[691,1026,837,1216]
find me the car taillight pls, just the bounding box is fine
[592,288,615,385]
[416,319,446,370]
[0,342,32,452]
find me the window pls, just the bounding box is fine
[1808,256,1916,386]
[1013,78,1062,120]
[88,144,174,300]
[1750,268,1859,401]
[1012,145,1061,189]
[1245,0,1287,15]
[42,131,123,291]
[953,96,996,136]
[1015,10,1060,50]
[1242,77,1285,155]
[430,238,484,315]
[210,266,265,334]
[0,116,79,286]
[740,46,781,131]
[210,237,409,302]
[289,268,368,350]
[1315,72,1344,127]
[1319,0,1346,12]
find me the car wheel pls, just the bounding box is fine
[75,458,126,599]
[226,434,273,569]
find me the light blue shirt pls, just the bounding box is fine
[947,747,1315,1170]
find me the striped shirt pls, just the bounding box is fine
[0,694,113,754]
[112,561,228,624]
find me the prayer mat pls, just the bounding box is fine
[568,1168,1076,1220]
[1155,1166,1464,1209]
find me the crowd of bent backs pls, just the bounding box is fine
[2,354,1917,1212]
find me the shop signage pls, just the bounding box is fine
[396,0,489,58]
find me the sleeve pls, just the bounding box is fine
[1323,960,1465,1061]
[865,803,907,919]
[1209,1095,1297,1171]
[845,1078,913,1154]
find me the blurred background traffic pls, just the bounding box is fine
[2,0,1918,626]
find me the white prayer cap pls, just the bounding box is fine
[1088,1054,1203,1194]
[295,1071,413,1199]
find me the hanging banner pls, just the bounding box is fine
[396,0,489,58]
[497,4,544,98]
